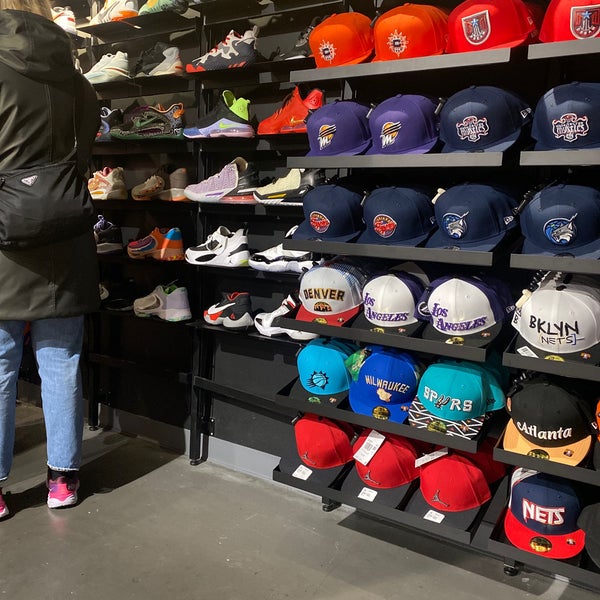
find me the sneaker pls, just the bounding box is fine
[102,278,137,311]
[254,293,317,340]
[84,51,130,84]
[52,6,77,35]
[131,174,164,201]
[127,227,185,261]
[134,283,192,321]
[156,166,189,202]
[94,215,124,254]
[220,161,260,204]
[258,86,323,135]
[0,489,8,519]
[88,167,128,200]
[47,476,79,509]
[183,90,254,139]
[134,43,184,77]
[273,16,324,61]
[253,168,325,205]
[249,226,322,273]
[89,0,138,25]
[184,157,256,203]
[96,107,124,141]
[186,26,259,72]
[185,226,249,267]
[139,0,189,14]
[204,292,254,329]
[110,103,184,140]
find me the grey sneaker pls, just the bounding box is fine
[133,283,192,321]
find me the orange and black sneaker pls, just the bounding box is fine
[257,86,324,135]
[127,227,185,261]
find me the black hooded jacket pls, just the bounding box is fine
[0,9,100,319]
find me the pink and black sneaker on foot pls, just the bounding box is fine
[0,489,9,519]
[47,476,80,509]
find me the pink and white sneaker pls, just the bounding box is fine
[47,476,80,509]
[0,489,9,519]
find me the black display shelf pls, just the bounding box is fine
[188,264,301,284]
[188,320,303,348]
[185,136,308,153]
[90,74,192,99]
[519,149,600,167]
[197,201,303,216]
[509,252,600,275]
[92,140,192,155]
[492,430,600,487]
[527,38,600,60]
[92,198,197,213]
[258,59,316,85]
[88,352,191,384]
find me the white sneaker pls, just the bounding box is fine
[253,168,325,205]
[133,283,191,321]
[88,166,128,200]
[254,293,318,340]
[89,0,139,25]
[84,52,130,84]
[52,6,77,35]
[249,226,322,273]
[157,167,189,202]
[147,46,184,76]
[185,226,250,267]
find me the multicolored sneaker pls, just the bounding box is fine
[94,215,124,254]
[133,43,184,77]
[134,283,192,321]
[185,226,250,267]
[52,6,77,35]
[96,107,124,141]
[186,26,259,72]
[127,227,185,261]
[204,292,254,329]
[0,489,8,519]
[257,86,323,135]
[88,167,128,200]
[110,103,185,140]
[183,90,254,139]
[252,168,325,205]
[47,476,80,509]
[138,0,189,14]
[89,0,138,25]
[254,292,317,340]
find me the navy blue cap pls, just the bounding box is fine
[357,186,435,246]
[306,101,372,156]
[532,82,600,150]
[440,85,532,152]
[520,184,600,258]
[426,183,519,251]
[366,94,440,155]
[292,183,365,242]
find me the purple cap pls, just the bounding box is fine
[366,94,440,155]
[440,85,532,152]
[306,101,372,156]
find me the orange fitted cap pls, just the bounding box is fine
[309,12,374,68]
[373,3,449,61]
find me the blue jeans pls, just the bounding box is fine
[0,317,84,482]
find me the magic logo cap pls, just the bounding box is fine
[447,0,537,53]
[504,468,586,559]
[308,12,374,68]
[357,186,435,246]
[503,377,594,466]
[440,86,532,152]
[426,183,519,251]
[372,4,449,61]
[366,94,440,155]
[306,101,372,156]
[520,184,600,258]
[532,82,600,150]
[540,0,600,41]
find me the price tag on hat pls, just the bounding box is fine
[353,430,386,466]
[292,465,312,480]
[358,487,378,502]
[415,447,448,468]
[423,509,445,523]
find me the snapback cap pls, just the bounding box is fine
[440,86,533,152]
[577,503,600,569]
[540,0,600,42]
[532,82,600,150]
[426,183,519,251]
[504,468,586,559]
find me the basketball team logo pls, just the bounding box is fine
[570,5,600,39]
[373,214,397,238]
[379,121,402,149]
[544,214,578,246]
[386,29,409,55]
[309,210,331,234]
[552,113,590,143]
[317,123,336,151]
[442,212,469,239]
[461,10,491,45]
[456,115,489,143]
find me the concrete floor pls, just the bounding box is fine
[1,402,598,600]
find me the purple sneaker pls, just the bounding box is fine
[47,476,80,509]
[184,157,255,203]
[0,489,8,519]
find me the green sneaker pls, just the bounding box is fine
[138,0,189,14]
[110,103,185,140]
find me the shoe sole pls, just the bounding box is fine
[47,495,78,509]
[222,312,254,329]
[90,190,128,200]
[97,243,123,254]
[134,309,191,321]
[185,251,250,267]
[249,260,315,273]
[128,248,185,261]
[158,188,189,202]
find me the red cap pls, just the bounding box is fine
[419,454,491,512]
[353,431,420,489]
[540,0,600,42]
[309,12,374,68]
[447,0,537,53]
[294,414,356,469]
[372,4,449,61]
[453,438,508,484]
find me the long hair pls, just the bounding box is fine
[0,0,53,19]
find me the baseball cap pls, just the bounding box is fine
[353,271,426,335]
[504,468,586,559]
[512,274,600,364]
[577,503,600,569]
[520,184,600,258]
[540,0,600,42]
[408,358,506,439]
[532,82,600,150]
[439,86,532,152]
[366,94,440,155]
[296,338,359,404]
[426,183,519,251]
[296,258,369,326]
[349,346,422,423]
[292,183,365,242]
[415,275,515,345]
[357,186,436,246]
[372,3,449,61]
[446,0,538,53]
[503,377,595,466]
[308,12,374,68]
[306,101,372,156]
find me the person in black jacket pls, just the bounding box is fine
[0,0,100,518]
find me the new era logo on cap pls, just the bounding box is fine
[540,0,600,42]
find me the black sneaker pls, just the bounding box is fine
[203,292,254,329]
[101,278,137,312]
[273,16,325,61]
[97,107,123,142]
[94,215,123,254]
[253,168,326,205]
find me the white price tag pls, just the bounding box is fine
[358,487,378,502]
[292,465,312,480]
[353,430,386,466]
[423,510,445,523]
[516,345,538,358]
[414,448,448,468]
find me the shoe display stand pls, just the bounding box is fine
[74,0,600,592]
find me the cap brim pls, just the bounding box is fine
[513,334,600,366]
[292,220,363,243]
[504,507,586,560]
[348,391,412,423]
[357,227,432,246]
[521,238,600,259]
[365,137,438,155]
[351,312,423,336]
[441,130,520,153]
[306,137,372,157]
[503,419,592,466]
[296,303,361,327]
[289,377,348,408]
[315,49,374,68]
[425,228,507,252]
[340,467,413,508]
[421,320,503,347]
[407,398,485,440]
